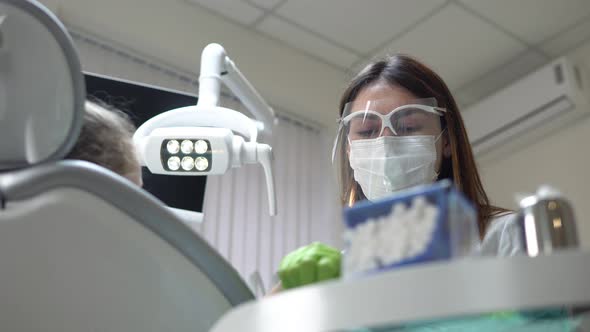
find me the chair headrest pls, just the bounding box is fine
[0,0,85,170]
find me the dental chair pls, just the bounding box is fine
[0,1,253,331]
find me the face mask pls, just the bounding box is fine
[348,133,442,201]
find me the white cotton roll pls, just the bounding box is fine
[413,196,427,209]
[346,194,446,274]
[381,251,403,266]
[392,203,407,218]
[376,196,440,266]
[424,206,439,225]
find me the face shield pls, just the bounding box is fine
[332,98,446,205]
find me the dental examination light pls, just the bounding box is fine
[134,43,277,215]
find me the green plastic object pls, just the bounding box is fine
[278,242,341,289]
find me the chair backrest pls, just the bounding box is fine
[0,0,84,169]
[0,161,254,332]
[0,1,254,331]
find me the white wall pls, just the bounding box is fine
[479,114,590,246]
[478,41,590,247]
[42,0,348,130]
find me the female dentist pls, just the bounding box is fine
[276,54,522,292]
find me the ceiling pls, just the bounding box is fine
[185,0,590,107]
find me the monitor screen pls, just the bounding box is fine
[84,73,206,212]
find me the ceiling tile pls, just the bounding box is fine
[276,0,446,53]
[454,50,548,107]
[458,0,590,44]
[541,18,590,57]
[246,0,284,10]
[374,3,527,90]
[257,16,360,68]
[186,0,264,25]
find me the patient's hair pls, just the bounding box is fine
[66,101,140,183]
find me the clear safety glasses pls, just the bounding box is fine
[332,98,446,163]
[341,97,446,141]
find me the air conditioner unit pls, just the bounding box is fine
[461,57,589,156]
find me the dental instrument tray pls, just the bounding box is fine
[342,180,479,277]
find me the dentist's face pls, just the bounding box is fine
[347,82,450,174]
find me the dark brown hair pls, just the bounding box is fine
[337,54,509,237]
[66,101,138,177]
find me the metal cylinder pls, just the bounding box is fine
[518,193,579,256]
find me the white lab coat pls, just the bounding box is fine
[479,213,524,256]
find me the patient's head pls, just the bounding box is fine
[66,101,143,186]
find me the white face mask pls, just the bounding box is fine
[348,133,442,201]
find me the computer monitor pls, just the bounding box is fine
[84,73,206,213]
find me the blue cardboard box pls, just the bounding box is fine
[343,180,478,276]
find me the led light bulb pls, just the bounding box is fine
[194,139,208,154]
[195,156,209,171]
[180,140,194,154]
[181,156,194,171]
[166,140,180,154]
[167,156,181,170]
